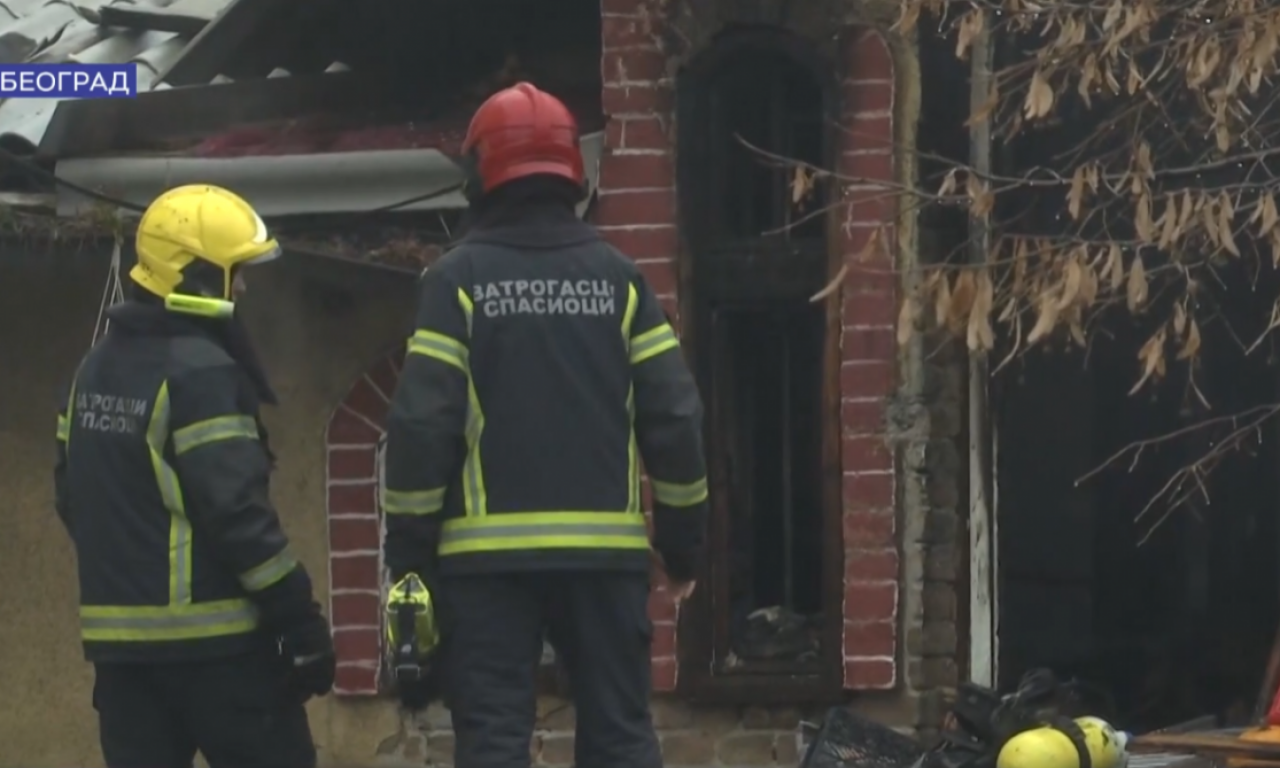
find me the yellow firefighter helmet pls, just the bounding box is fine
[997,718,1126,768]
[130,184,281,319]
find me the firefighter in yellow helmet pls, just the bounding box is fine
[53,185,333,768]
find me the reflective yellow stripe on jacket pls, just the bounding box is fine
[622,285,641,515]
[80,380,293,642]
[401,288,488,517]
[438,512,651,555]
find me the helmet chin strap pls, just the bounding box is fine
[164,293,235,319]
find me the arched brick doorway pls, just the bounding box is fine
[325,350,680,696]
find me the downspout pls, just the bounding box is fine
[967,11,998,689]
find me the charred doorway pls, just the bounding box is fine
[676,28,845,701]
[995,281,1280,732]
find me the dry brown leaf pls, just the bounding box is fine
[1177,318,1202,361]
[937,168,959,198]
[956,10,985,60]
[893,0,922,34]
[1066,305,1087,347]
[1026,292,1060,344]
[1134,192,1155,242]
[1012,239,1028,293]
[1102,0,1123,30]
[1068,166,1086,220]
[1024,70,1056,119]
[1077,54,1098,107]
[1129,327,1168,394]
[897,295,922,345]
[1173,301,1188,336]
[948,270,977,335]
[790,166,813,206]
[1252,194,1279,237]
[1159,195,1179,249]
[933,272,952,328]
[1056,257,1084,311]
[1218,192,1240,256]
[1126,253,1149,312]
[1079,259,1099,307]
[1105,244,1124,291]
[967,270,996,351]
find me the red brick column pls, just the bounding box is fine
[838,29,900,690]
[598,0,682,693]
[326,352,401,696]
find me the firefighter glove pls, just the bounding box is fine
[281,609,336,701]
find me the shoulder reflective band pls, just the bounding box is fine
[456,289,488,517]
[147,381,195,605]
[630,322,679,365]
[237,548,298,592]
[438,511,650,555]
[623,284,641,515]
[384,487,446,516]
[58,378,78,449]
[407,329,468,372]
[173,414,258,456]
[80,598,258,642]
[651,477,709,507]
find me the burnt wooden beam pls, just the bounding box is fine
[38,71,399,158]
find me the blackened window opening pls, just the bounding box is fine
[716,304,826,664]
[706,48,826,244]
[687,37,831,670]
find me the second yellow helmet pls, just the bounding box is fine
[130,184,280,318]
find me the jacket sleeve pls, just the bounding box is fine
[168,364,318,631]
[382,265,471,580]
[628,275,708,582]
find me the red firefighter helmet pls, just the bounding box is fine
[461,82,585,193]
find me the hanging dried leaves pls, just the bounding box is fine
[873,0,1280,398]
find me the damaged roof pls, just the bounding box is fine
[0,0,235,152]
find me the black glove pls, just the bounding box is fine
[280,609,336,701]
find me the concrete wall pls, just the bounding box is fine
[0,247,417,767]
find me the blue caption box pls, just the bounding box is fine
[0,63,137,98]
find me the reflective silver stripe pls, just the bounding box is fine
[384,487,446,515]
[80,600,258,642]
[238,549,298,592]
[443,522,649,543]
[172,414,258,456]
[630,323,679,364]
[651,477,709,507]
[407,330,468,371]
[146,382,192,605]
[438,512,650,555]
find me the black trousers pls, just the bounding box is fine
[440,570,662,768]
[93,647,316,768]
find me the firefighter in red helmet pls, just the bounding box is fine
[383,82,707,768]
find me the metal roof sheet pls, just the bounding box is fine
[0,0,232,152]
